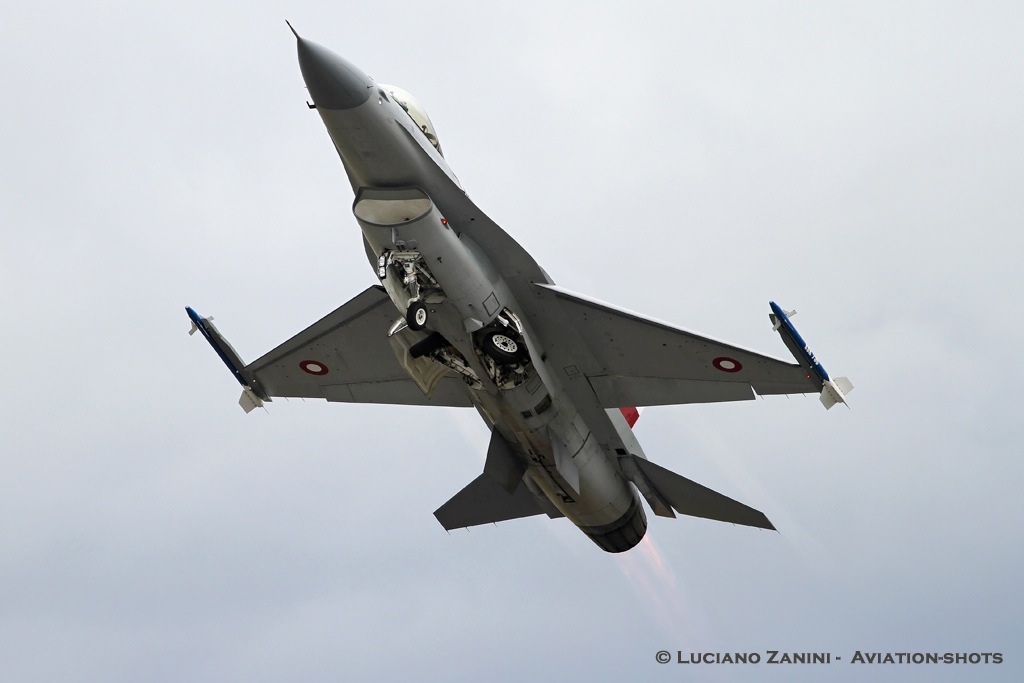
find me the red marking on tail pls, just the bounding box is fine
[620,406,640,428]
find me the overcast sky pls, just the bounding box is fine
[2,2,1021,681]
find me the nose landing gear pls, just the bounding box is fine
[406,300,429,331]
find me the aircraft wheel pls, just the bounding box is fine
[407,301,429,331]
[410,332,448,359]
[482,330,525,363]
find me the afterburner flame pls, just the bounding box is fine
[615,535,697,643]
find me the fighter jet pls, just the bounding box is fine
[186,27,852,553]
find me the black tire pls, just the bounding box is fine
[407,301,428,331]
[409,332,448,359]
[481,330,525,363]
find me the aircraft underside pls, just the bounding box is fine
[185,27,850,553]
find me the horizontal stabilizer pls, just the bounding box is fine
[629,456,775,530]
[434,473,561,530]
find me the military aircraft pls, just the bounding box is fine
[186,26,852,553]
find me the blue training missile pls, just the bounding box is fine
[769,301,853,410]
[186,307,268,412]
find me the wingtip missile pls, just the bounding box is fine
[769,302,796,331]
[185,306,270,411]
[769,301,853,410]
[186,306,201,335]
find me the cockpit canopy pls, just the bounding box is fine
[381,84,443,156]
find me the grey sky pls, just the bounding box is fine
[2,2,1021,681]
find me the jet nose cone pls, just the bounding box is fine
[294,34,373,110]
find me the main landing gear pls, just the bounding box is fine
[480,329,526,363]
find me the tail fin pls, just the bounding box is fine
[619,406,641,428]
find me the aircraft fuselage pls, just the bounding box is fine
[301,39,646,551]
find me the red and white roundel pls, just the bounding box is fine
[299,360,329,376]
[712,357,743,373]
